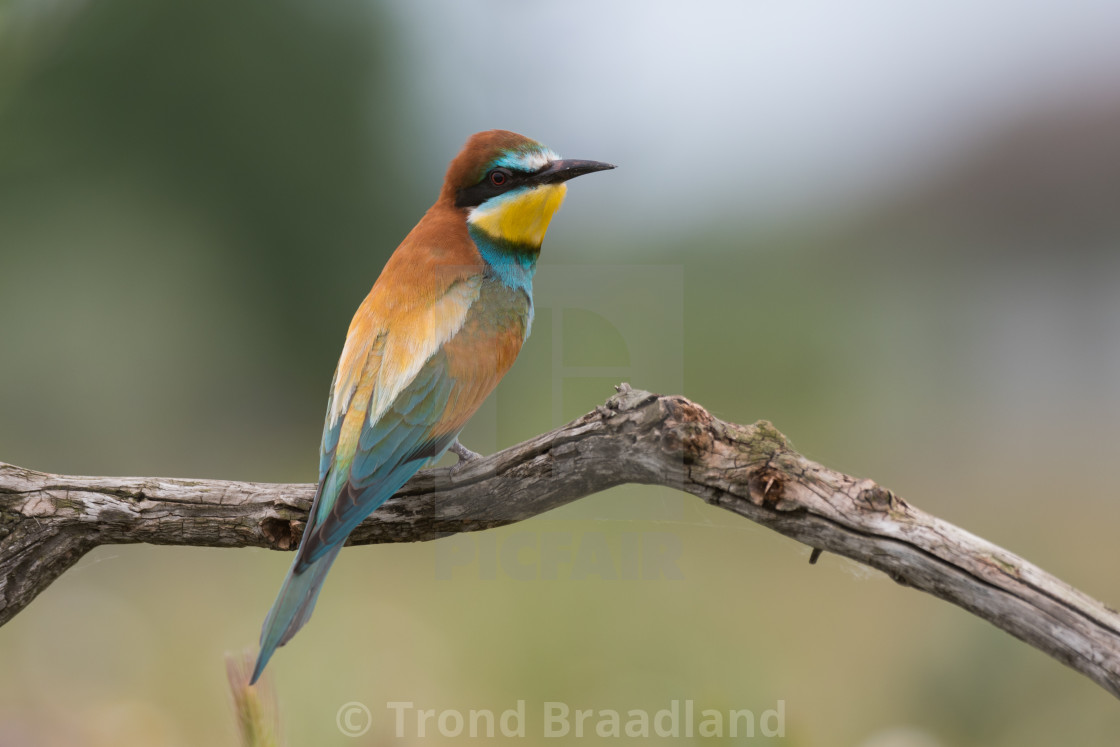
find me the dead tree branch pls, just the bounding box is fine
[2,385,1119,697]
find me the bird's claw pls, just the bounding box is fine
[450,439,482,466]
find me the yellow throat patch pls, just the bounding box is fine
[468,183,568,247]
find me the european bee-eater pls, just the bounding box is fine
[251,130,613,683]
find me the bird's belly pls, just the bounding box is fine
[434,279,532,433]
[448,279,531,364]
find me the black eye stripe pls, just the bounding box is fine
[455,168,532,208]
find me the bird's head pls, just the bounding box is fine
[443,130,614,249]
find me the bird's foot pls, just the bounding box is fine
[450,439,482,467]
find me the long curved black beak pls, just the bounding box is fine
[531,159,616,185]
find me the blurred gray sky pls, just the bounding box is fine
[385,0,1120,231]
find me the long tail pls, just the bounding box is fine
[250,545,342,685]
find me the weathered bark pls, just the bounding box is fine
[2,385,1119,698]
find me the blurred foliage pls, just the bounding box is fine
[225,653,281,747]
[0,0,419,479]
[2,1,1120,746]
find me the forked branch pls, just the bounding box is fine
[2,385,1119,697]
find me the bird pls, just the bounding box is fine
[251,130,614,683]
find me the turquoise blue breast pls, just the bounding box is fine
[468,225,537,338]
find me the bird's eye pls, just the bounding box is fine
[489,169,509,187]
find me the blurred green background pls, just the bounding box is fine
[3,0,1120,744]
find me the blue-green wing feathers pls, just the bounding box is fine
[296,351,456,570]
[253,350,461,682]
